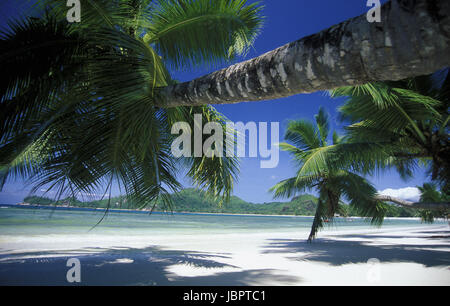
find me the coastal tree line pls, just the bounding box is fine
[22,189,420,219]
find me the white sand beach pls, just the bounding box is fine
[0,225,449,286]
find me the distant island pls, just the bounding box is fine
[19,188,417,218]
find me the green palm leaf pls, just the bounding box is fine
[332,70,449,187]
[284,120,320,151]
[271,107,382,240]
[144,0,263,68]
[315,106,329,146]
[167,105,240,204]
[1,0,264,210]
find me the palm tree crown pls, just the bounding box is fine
[331,70,450,194]
[0,0,263,209]
[270,107,385,241]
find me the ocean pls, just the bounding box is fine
[0,205,446,236]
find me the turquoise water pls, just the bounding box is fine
[0,205,446,236]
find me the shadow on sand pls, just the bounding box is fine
[262,229,450,267]
[0,246,300,286]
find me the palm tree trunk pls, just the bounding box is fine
[158,0,450,108]
[308,198,325,242]
[375,195,449,210]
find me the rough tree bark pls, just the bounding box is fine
[375,195,449,211]
[157,0,450,108]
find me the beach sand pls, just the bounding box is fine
[0,225,449,285]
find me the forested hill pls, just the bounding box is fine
[21,188,416,217]
[167,189,319,215]
[21,188,318,216]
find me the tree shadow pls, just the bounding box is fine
[262,229,450,267]
[0,246,301,286]
[325,234,450,240]
[323,227,450,241]
[168,269,301,286]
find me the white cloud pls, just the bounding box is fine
[378,187,421,202]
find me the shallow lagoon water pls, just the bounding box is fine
[0,205,446,237]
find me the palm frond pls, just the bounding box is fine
[1,0,263,211]
[0,15,86,137]
[332,71,449,188]
[296,145,338,177]
[167,105,240,204]
[29,0,132,29]
[284,119,320,151]
[315,106,329,146]
[144,0,263,68]
[270,174,320,200]
[332,171,385,225]
[332,131,342,145]
[1,13,178,207]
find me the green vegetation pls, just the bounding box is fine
[22,189,319,215]
[331,71,450,193]
[270,107,390,240]
[329,71,449,223]
[166,189,320,215]
[270,70,450,239]
[22,188,418,218]
[416,183,450,223]
[0,0,263,208]
[1,1,448,241]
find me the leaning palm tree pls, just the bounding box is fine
[330,69,450,208]
[0,0,263,208]
[158,0,450,108]
[270,107,385,241]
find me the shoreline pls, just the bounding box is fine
[0,203,312,217]
[0,224,448,285]
[0,203,434,220]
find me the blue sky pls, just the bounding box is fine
[0,0,428,204]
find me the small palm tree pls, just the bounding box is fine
[270,107,385,241]
[0,0,263,208]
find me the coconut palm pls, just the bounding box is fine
[330,69,450,206]
[0,0,263,208]
[270,107,385,241]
